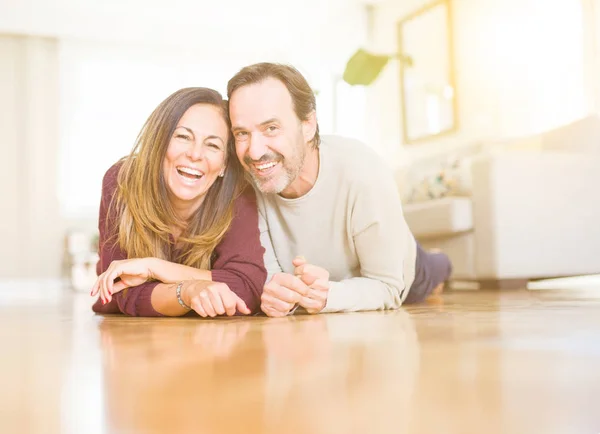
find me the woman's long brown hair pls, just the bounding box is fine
[111,87,244,269]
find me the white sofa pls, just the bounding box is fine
[399,115,600,286]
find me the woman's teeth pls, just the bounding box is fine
[177,166,203,179]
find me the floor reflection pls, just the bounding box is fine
[95,310,420,434]
[261,311,420,434]
[3,287,600,434]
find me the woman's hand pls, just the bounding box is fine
[91,258,155,304]
[183,281,251,317]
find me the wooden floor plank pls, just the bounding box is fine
[2,286,600,434]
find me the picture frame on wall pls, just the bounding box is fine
[398,0,457,144]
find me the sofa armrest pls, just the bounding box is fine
[470,152,600,278]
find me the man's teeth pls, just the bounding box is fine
[177,166,203,177]
[256,161,277,171]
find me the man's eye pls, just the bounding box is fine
[208,143,220,149]
[267,126,277,132]
[235,131,248,138]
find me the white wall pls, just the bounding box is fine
[0,35,62,279]
[0,0,365,68]
[367,0,591,163]
[583,0,600,112]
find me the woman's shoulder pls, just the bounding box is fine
[99,160,130,216]
[224,185,260,230]
[101,159,131,200]
[216,184,261,249]
[102,159,126,187]
[231,184,258,215]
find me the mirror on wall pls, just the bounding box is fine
[398,0,456,144]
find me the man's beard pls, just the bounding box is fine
[244,136,306,194]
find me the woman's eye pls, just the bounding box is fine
[176,134,191,140]
[267,126,277,132]
[208,143,220,150]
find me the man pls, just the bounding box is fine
[227,63,452,317]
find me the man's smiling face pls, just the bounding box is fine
[229,78,307,194]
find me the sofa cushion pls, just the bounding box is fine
[403,197,473,239]
[404,157,472,203]
[398,142,482,204]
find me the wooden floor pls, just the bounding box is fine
[2,285,600,434]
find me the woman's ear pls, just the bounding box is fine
[219,167,226,177]
[302,110,317,144]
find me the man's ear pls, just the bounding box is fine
[302,110,317,144]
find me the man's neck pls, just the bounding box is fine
[279,146,319,199]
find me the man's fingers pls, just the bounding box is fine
[261,293,294,314]
[300,287,329,314]
[293,264,313,281]
[293,264,328,286]
[295,267,318,286]
[272,273,310,297]
[296,278,330,314]
[310,278,330,293]
[292,256,306,267]
[261,304,288,318]
[265,282,302,304]
[299,296,323,313]
[293,264,303,276]
[262,293,294,312]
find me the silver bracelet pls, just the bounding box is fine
[176,282,191,310]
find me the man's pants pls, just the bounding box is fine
[404,243,452,304]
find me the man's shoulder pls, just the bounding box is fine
[322,135,387,167]
[321,135,392,180]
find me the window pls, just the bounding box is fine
[58,41,235,219]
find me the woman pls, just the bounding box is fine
[90,87,267,317]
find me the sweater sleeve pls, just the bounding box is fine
[91,162,162,317]
[210,188,268,314]
[322,162,417,313]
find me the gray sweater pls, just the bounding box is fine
[257,135,417,312]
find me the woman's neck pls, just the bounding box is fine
[168,197,204,244]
